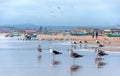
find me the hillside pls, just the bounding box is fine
[0,26,22,33]
[0,24,120,33]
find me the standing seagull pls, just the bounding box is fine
[96,40,100,44]
[96,49,108,57]
[68,49,84,64]
[84,40,88,46]
[98,44,104,47]
[79,40,82,44]
[49,48,62,66]
[68,49,84,59]
[37,45,42,52]
[84,40,88,43]
[96,40,104,47]
[50,48,62,59]
[79,40,83,47]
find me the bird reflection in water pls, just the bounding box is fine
[52,60,60,66]
[95,57,107,70]
[71,45,77,49]
[37,55,42,63]
[70,64,82,76]
[70,65,81,72]
[50,58,61,67]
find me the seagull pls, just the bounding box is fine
[84,40,88,43]
[79,40,82,43]
[96,40,100,44]
[96,40,104,47]
[84,40,88,46]
[49,48,62,60]
[79,40,83,46]
[106,41,111,45]
[68,49,84,64]
[68,49,84,59]
[37,45,42,52]
[50,48,62,55]
[73,41,77,44]
[99,44,104,47]
[96,49,108,57]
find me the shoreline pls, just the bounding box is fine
[0,33,120,52]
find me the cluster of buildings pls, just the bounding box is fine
[5,28,120,40]
[64,28,120,37]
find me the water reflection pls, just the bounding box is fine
[70,65,81,72]
[50,58,61,67]
[71,45,77,49]
[37,55,42,63]
[70,57,82,76]
[51,60,60,66]
[70,64,82,76]
[95,57,107,70]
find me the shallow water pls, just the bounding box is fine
[0,37,120,76]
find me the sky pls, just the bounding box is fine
[0,0,120,26]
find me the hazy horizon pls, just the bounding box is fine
[0,0,120,26]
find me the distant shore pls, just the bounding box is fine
[0,33,120,52]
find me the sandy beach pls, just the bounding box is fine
[37,34,120,52]
[0,33,120,52]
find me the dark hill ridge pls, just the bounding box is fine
[1,24,116,30]
[1,24,79,31]
[0,24,120,33]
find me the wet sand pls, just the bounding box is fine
[36,34,120,52]
[0,33,120,52]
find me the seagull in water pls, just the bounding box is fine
[37,45,42,52]
[68,49,84,59]
[95,49,108,57]
[99,44,104,47]
[49,48,62,59]
[96,40,104,47]
[84,40,88,43]
[96,40,100,44]
[84,40,88,46]
[79,40,82,43]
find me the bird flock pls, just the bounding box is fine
[37,40,108,60]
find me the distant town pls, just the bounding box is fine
[0,24,120,40]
